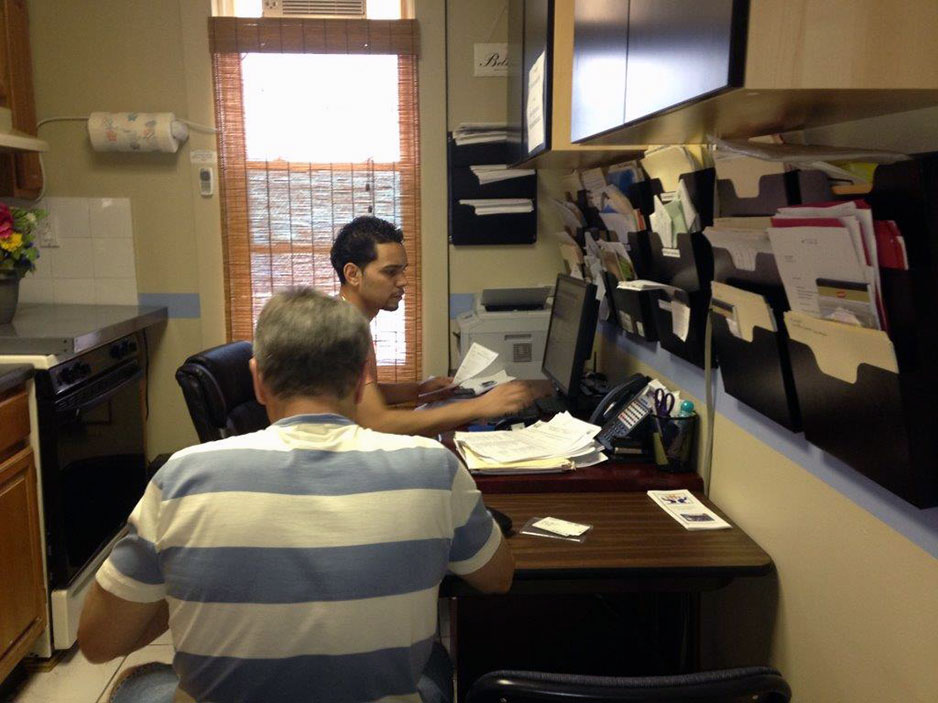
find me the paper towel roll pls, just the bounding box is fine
[88,112,189,153]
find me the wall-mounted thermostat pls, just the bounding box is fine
[199,167,214,197]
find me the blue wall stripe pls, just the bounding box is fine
[601,322,938,559]
[137,293,201,319]
[449,293,475,319]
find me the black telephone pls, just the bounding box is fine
[589,373,653,453]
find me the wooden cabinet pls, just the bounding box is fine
[508,0,643,168]
[0,0,42,198]
[574,0,938,145]
[0,387,45,683]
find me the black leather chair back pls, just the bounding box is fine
[175,341,269,443]
[466,667,791,703]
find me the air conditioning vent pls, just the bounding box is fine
[262,0,367,18]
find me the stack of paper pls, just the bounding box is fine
[458,198,533,215]
[470,164,536,184]
[453,122,512,146]
[453,412,606,474]
[647,490,731,530]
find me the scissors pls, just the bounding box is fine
[654,388,675,417]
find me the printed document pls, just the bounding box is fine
[647,490,731,530]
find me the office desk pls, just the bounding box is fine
[440,432,705,494]
[443,492,772,699]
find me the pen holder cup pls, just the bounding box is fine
[652,413,697,473]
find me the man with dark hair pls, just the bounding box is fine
[332,215,535,435]
[78,288,513,703]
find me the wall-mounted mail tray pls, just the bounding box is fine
[713,317,800,431]
[786,315,935,508]
[611,286,660,343]
[717,169,832,216]
[651,287,712,369]
[645,230,713,295]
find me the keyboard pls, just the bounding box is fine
[535,395,568,415]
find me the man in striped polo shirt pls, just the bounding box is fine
[78,288,514,703]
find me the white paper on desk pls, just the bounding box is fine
[647,490,731,531]
[525,50,545,152]
[453,343,499,385]
[767,224,870,320]
[703,227,773,272]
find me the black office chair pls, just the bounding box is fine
[466,667,791,703]
[175,341,269,443]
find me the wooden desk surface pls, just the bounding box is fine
[443,492,772,596]
[472,462,704,494]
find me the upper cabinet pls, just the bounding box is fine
[0,0,43,197]
[573,0,938,145]
[508,0,643,168]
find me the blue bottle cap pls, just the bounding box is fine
[678,400,695,416]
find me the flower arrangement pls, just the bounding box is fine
[0,204,43,277]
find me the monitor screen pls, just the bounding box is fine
[542,275,599,399]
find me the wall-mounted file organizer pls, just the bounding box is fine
[447,135,537,246]
[645,229,715,368]
[624,179,664,217]
[717,169,832,216]
[679,167,716,228]
[783,156,938,508]
[709,282,801,431]
[603,270,660,342]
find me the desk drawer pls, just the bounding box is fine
[0,388,29,456]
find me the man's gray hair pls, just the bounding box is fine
[253,288,371,399]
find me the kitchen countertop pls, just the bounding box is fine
[0,303,168,357]
[0,363,34,395]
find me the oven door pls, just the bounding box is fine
[40,361,148,589]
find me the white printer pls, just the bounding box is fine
[456,286,553,379]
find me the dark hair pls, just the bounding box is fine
[253,288,371,399]
[330,216,404,284]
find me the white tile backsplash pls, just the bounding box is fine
[42,197,91,238]
[19,277,54,303]
[90,198,133,239]
[50,237,95,279]
[94,278,138,305]
[53,278,96,304]
[32,197,137,305]
[92,237,136,278]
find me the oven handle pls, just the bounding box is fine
[53,363,144,419]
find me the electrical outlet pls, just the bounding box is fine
[37,213,59,248]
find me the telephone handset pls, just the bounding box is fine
[589,373,653,451]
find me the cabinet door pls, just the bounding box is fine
[571,0,629,142]
[0,0,42,198]
[0,448,46,682]
[623,0,746,124]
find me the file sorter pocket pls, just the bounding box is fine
[652,288,712,369]
[710,283,801,431]
[611,286,660,342]
[784,311,937,508]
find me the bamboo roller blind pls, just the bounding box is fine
[210,17,422,383]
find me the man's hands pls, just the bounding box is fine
[469,381,535,419]
[417,376,456,403]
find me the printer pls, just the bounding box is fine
[456,286,553,379]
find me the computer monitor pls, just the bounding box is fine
[542,274,599,402]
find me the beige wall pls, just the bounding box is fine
[29,0,221,455]
[595,101,938,700]
[28,0,454,452]
[445,0,564,366]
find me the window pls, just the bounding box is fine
[210,17,421,381]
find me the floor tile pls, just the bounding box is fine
[97,646,175,703]
[12,648,123,703]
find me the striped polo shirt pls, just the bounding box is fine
[96,414,501,703]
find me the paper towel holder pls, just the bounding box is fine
[87,112,190,153]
